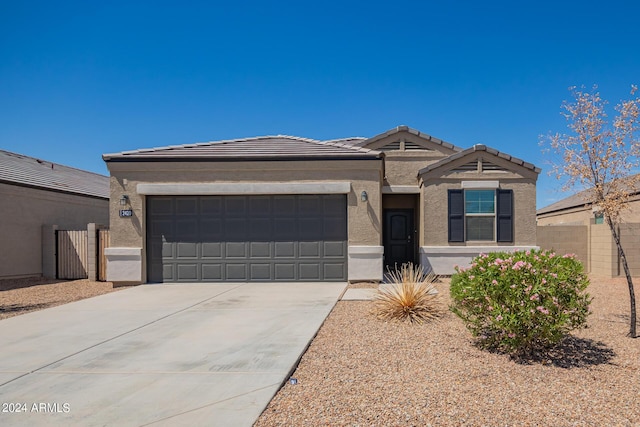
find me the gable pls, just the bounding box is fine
[418,144,540,181]
[358,126,461,155]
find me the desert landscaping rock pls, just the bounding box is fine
[0,277,129,320]
[256,277,640,426]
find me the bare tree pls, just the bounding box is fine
[543,85,640,338]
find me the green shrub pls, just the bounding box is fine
[449,249,591,355]
[374,263,443,324]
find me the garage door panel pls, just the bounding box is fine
[176,198,198,215]
[299,241,320,257]
[275,263,295,280]
[225,197,246,215]
[201,219,222,239]
[298,196,320,214]
[176,242,197,258]
[299,218,323,239]
[274,242,295,258]
[250,242,271,258]
[202,242,222,258]
[324,263,345,279]
[148,198,173,215]
[177,264,198,281]
[200,197,222,215]
[324,241,346,257]
[250,264,271,280]
[162,264,175,281]
[226,264,247,280]
[323,195,345,214]
[323,218,347,239]
[176,219,198,238]
[162,242,174,258]
[299,264,321,280]
[147,195,346,282]
[202,264,222,280]
[152,220,173,238]
[273,196,296,215]
[250,218,271,239]
[249,196,271,214]
[274,219,297,238]
[226,242,247,258]
[225,219,247,240]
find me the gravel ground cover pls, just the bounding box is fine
[0,277,129,320]
[256,277,640,426]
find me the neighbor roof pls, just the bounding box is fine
[0,150,109,199]
[103,135,380,161]
[536,189,592,215]
[537,173,640,216]
[418,144,541,175]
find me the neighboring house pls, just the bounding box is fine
[537,177,640,225]
[103,126,540,284]
[0,150,109,279]
[537,178,640,277]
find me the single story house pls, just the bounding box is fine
[0,150,109,279]
[537,176,640,226]
[103,126,540,284]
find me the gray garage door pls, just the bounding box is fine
[147,195,347,282]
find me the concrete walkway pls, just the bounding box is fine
[0,282,346,426]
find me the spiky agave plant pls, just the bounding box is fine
[374,263,443,324]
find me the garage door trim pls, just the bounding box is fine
[138,182,351,195]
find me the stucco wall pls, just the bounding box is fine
[421,178,537,247]
[619,223,640,277]
[536,225,589,270]
[536,208,592,226]
[107,160,383,282]
[0,183,109,279]
[590,224,618,277]
[383,152,445,186]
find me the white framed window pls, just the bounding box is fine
[464,189,495,241]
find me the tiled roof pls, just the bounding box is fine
[103,135,380,161]
[356,125,463,152]
[418,144,541,175]
[0,150,109,199]
[536,189,592,215]
[537,174,640,215]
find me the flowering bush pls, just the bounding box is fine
[450,249,591,355]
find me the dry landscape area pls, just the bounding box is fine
[0,277,127,320]
[2,276,638,426]
[256,277,640,426]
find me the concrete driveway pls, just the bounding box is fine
[0,282,346,426]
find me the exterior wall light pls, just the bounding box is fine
[119,195,130,206]
[360,191,368,202]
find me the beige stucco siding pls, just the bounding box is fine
[107,160,383,274]
[537,196,640,226]
[0,182,108,279]
[383,153,446,186]
[421,178,537,247]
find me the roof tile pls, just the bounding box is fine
[0,150,109,199]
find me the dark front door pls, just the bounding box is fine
[383,209,415,269]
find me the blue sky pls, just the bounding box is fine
[1,1,638,208]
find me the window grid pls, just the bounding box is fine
[465,190,495,241]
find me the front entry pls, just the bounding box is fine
[383,209,416,270]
